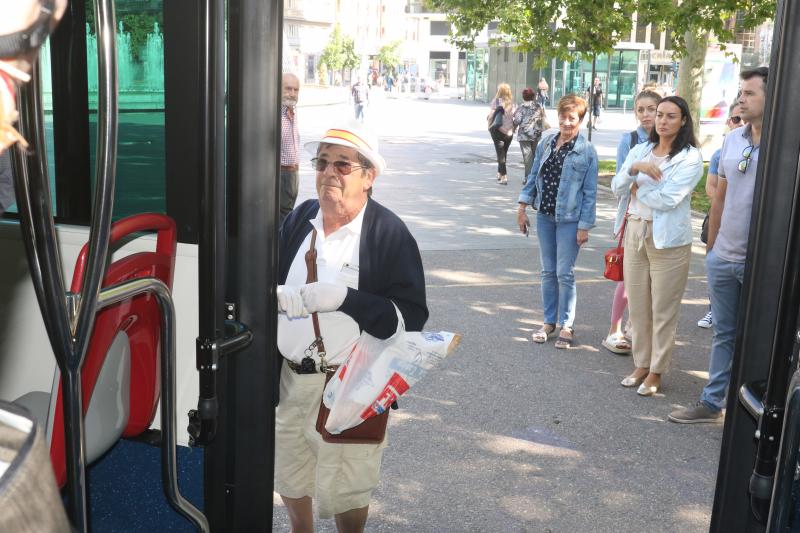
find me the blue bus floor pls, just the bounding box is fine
[87,438,203,532]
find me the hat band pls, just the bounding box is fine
[323,129,373,152]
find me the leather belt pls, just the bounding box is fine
[281,164,298,171]
[286,359,339,375]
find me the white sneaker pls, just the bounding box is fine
[697,311,713,329]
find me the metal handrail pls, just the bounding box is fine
[739,382,766,420]
[96,278,209,532]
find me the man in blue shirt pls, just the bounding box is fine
[697,102,744,329]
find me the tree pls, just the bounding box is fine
[637,0,775,134]
[320,25,360,84]
[377,40,403,76]
[430,0,776,135]
[428,0,637,139]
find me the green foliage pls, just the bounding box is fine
[429,0,637,66]
[121,14,162,62]
[320,25,359,75]
[84,6,162,62]
[429,0,775,63]
[637,0,775,57]
[377,41,403,73]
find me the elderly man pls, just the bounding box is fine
[275,123,428,532]
[280,72,301,221]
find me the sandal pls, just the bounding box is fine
[602,333,631,355]
[532,324,556,343]
[554,328,574,349]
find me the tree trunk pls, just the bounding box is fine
[676,30,710,139]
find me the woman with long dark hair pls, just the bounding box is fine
[610,96,704,396]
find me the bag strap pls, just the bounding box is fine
[304,229,328,368]
[616,200,630,249]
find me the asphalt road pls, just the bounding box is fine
[274,93,721,532]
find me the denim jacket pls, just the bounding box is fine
[611,142,704,249]
[518,132,598,230]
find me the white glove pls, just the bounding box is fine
[277,285,308,319]
[300,282,348,313]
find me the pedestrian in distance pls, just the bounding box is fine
[351,78,369,123]
[696,101,745,330]
[601,89,661,355]
[612,95,704,397]
[279,72,301,223]
[513,87,546,186]
[517,94,598,349]
[487,83,516,185]
[275,122,428,531]
[669,67,768,423]
[589,77,603,130]
[537,77,549,108]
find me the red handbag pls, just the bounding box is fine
[604,204,629,282]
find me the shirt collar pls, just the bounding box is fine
[741,124,759,149]
[551,133,577,151]
[310,200,368,239]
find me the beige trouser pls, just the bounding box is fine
[623,218,691,374]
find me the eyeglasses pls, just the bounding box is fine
[729,116,742,124]
[738,145,755,173]
[310,157,365,175]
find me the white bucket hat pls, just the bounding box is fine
[304,122,386,175]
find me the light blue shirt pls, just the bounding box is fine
[611,142,704,249]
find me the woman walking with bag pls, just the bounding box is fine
[516,95,598,349]
[513,87,546,186]
[488,83,516,185]
[611,96,703,396]
[602,90,661,355]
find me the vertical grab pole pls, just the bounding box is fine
[11,60,86,529]
[12,0,118,528]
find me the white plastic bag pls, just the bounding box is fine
[322,331,460,434]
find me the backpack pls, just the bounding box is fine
[629,130,639,149]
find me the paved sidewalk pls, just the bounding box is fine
[276,98,720,532]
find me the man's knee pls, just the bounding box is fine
[282,495,314,533]
[334,505,369,533]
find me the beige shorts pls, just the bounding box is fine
[274,360,388,519]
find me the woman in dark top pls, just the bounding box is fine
[516,95,598,349]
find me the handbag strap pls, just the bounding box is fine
[304,229,328,368]
[616,199,631,249]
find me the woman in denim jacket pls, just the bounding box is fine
[516,95,598,349]
[611,96,703,396]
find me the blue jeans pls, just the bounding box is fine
[354,103,365,122]
[536,213,580,328]
[700,249,745,412]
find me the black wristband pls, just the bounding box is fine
[0,0,56,58]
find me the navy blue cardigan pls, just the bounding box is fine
[276,199,428,393]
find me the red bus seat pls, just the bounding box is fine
[16,214,177,487]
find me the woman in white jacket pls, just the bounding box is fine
[611,96,703,396]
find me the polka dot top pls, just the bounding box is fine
[539,134,577,216]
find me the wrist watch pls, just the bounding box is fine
[0,0,57,58]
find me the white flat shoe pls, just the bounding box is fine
[621,374,645,387]
[637,383,660,397]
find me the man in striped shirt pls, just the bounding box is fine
[280,72,301,221]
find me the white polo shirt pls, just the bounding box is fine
[277,204,365,367]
